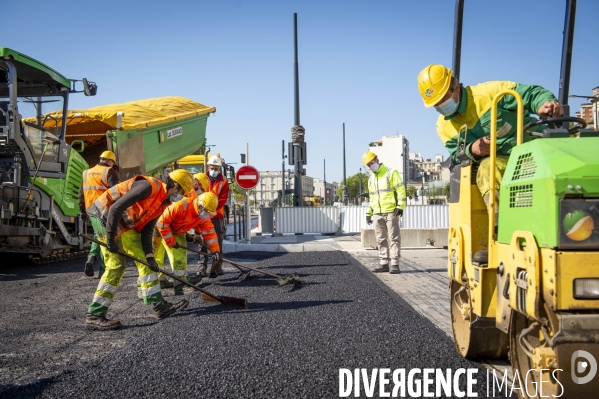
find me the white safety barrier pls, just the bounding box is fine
[276,206,339,234]
[270,205,449,234]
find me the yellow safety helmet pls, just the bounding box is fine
[362,151,377,166]
[100,150,117,164]
[197,192,218,215]
[193,172,210,192]
[417,64,453,108]
[168,169,193,195]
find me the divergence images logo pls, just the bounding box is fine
[571,350,597,385]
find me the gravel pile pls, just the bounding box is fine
[2,251,512,398]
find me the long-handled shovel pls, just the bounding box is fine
[183,246,302,288]
[80,234,248,308]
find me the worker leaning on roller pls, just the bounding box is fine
[84,169,194,331]
[79,151,119,279]
[154,192,222,293]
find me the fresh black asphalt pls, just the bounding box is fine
[1,251,512,398]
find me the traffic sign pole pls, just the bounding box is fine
[235,154,261,244]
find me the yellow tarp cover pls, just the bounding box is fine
[26,96,215,141]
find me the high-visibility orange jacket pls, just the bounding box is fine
[186,189,198,200]
[88,176,168,237]
[156,197,220,253]
[78,162,119,213]
[208,173,229,220]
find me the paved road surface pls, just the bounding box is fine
[0,247,513,398]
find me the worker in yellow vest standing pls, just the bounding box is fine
[84,169,194,330]
[362,151,407,274]
[79,151,119,278]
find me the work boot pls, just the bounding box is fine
[188,273,203,285]
[159,279,174,289]
[472,249,488,266]
[153,299,189,320]
[84,256,96,277]
[198,265,207,278]
[85,313,122,331]
[389,264,400,274]
[96,267,105,280]
[174,282,185,296]
[137,288,143,300]
[372,264,389,273]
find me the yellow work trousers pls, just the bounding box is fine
[153,234,189,279]
[87,218,164,317]
[476,155,509,214]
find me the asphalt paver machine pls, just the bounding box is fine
[446,1,599,396]
[0,47,97,261]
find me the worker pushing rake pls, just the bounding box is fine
[182,246,303,288]
[81,234,248,308]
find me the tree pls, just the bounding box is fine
[230,182,254,204]
[406,185,418,199]
[443,183,450,198]
[337,172,369,204]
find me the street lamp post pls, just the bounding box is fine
[359,167,362,205]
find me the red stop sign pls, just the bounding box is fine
[235,165,259,190]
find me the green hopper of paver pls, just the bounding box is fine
[39,96,216,180]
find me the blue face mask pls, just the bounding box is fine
[199,211,209,218]
[209,170,219,179]
[170,194,183,202]
[435,95,459,116]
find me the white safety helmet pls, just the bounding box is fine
[207,156,222,166]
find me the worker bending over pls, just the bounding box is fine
[84,169,194,330]
[155,192,222,292]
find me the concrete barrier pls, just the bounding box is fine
[361,228,448,248]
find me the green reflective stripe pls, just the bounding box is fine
[87,302,109,317]
[91,294,112,307]
[143,292,163,305]
[97,282,117,294]
[139,273,158,284]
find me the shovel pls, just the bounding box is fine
[80,234,248,308]
[183,246,303,288]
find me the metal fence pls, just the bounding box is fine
[268,205,449,234]
[276,206,339,234]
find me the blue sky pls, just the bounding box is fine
[5,0,598,183]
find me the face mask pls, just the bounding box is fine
[369,163,380,172]
[196,188,203,195]
[434,95,459,116]
[170,194,183,202]
[199,211,209,218]
[209,170,219,178]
